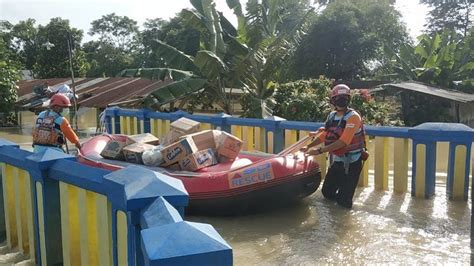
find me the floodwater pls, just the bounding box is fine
[2,112,472,265]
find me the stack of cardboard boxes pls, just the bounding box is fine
[101,133,160,161]
[100,117,244,172]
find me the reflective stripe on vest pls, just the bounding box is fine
[32,110,64,147]
[324,109,365,157]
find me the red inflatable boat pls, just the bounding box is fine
[78,134,321,215]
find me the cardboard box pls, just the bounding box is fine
[217,131,243,160]
[160,138,198,166]
[181,130,217,151]
[179,149,218,171]
[129,133,160,145]
[171,117,200,134]
[161,129,186,147]
[123,143,155,164]
[100,135,134,160]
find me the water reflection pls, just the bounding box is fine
[189,186,470,264]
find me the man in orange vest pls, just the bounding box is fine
[32,93,81,153]
[301,84,366,208]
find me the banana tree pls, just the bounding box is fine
[225,0,315,117]
[120,0,234,112]
[388,29,474,91]
[121,0,314,116]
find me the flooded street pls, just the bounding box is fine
[191,187,471,265]
[1,121,472,265]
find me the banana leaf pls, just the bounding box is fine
[118,68,193,81]
[181,9,207,33]
[150,40,198,73]
[458,62,474,76]
[194,50,228,79]
[145,77,208,107]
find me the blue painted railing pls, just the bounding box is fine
[104,107,474,248]
[104,107,474,200]
[0,139,232,265]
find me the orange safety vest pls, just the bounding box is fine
[324,109,365,157]
[32,110,64,147]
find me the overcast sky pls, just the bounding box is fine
[1,0,429,42]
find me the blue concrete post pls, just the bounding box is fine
[141,221,233,266]
[409,123,474,199]
[136,197,184,266]
[472,177,474,248]
[105,106,121,134]
[261,116,286,153]
[25,149,76,266]
[140,197,183,229]
[211,113,232,133]
[410,138,437,198]
[103,165,189,265]
[0,140,19,242]
[140,108,152,133]
[447,142,471,200]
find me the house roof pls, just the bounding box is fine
[16,77,171,109]
[383,81,474,103]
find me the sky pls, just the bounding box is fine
[1,0,430,42]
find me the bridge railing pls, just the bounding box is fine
[0,139,232,265]
[105,107,473,201]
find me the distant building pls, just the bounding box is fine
[382,81,474,127]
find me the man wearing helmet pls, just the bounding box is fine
[301,84,366,209]
[32,93,82,153]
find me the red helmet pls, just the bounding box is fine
[50,93,71,107]
[331,84,351,98]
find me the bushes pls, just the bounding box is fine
[272,77,332,122]
[242,76,399,125]
[0,61,19,117]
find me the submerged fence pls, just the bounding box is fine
[105,107,474,201]
[108,107,474,247]
[0,139,232,265]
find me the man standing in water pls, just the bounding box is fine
[301,84,366,208]
[32,93,81,153]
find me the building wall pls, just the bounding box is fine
[459,103,474,128]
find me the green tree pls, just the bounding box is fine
[421,0,473,36]
[9,19,38,70]
[89,13,140,52]
[387,29,474,126]
[0,21,15,61]
[228,0,315,116]
[121,0,314,115]
[120,0,234,112]
[0,38,19,116]
[0,19,39,70]
[388,29,474,91]
[290,0,408,80]
[83,41,135,77]
[86,13,141,77]
[33,18,89,78]
[138,16,200,68]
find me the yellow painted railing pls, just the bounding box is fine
[0,139,231,265]
[106,109,474,201]
[58,182,113,266]
[1,163,36,263]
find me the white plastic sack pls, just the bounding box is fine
[142,145,164,166]
[214,130,224,149]
[53,84,77,100]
